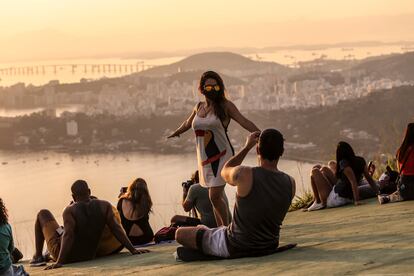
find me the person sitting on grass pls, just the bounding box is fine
[379,123,414,204]
[30,180,148,270]
[0,198,28,276]
[175,129,295,258]
[171,170,231,228]
[307,141,379,211]
[117,178,154,246]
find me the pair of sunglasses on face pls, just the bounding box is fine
[203,85,221,92]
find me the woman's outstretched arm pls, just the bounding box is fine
[167,105,197,138]
[226,101,260,132]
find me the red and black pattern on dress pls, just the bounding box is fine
[195,129,227,177]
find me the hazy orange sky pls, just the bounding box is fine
[1,0,414,61]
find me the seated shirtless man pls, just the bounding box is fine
[30,180,148,270]
[176,129,296,258]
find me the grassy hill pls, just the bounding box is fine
[25,199,414,275]
[350,51,414,81]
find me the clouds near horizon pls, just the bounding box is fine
[1,1,414,62]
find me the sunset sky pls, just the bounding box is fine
[1,0,414,61]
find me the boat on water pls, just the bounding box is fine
[1,162,7,165]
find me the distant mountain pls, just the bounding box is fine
[138,52,288,78]
[165,70,245,86]
[350,51,414,81]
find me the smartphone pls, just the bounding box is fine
[56,226,64,236]
[118,187,128,198]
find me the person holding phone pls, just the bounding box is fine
[307,141,379,211]
[117,178,154,246]
[168,71,259,226]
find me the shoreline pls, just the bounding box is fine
[0,148,323,165]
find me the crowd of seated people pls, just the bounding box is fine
[29,180,148,270]
[3,123,414,272]
[307,141,379,211]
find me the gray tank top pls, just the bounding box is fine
[226,167,293,256]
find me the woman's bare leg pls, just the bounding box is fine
[310,174,322,203]
[310,165,323,203]
[321,166,337,186]
[311,168,333,205]
[209,186,229,227]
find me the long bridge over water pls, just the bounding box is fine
[0,62,155,76]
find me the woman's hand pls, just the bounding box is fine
[244,131,261,150]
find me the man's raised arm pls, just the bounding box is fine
[221,131,260,196]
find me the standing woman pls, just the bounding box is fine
[379,123,414,204]
[168,71,260,226]
[117,178,154,245]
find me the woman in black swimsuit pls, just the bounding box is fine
[117,178,154,245]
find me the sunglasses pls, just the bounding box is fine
[203,85,221,92]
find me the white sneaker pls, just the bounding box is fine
[378,195,390,204]
[307,201,325,211]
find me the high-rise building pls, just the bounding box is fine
[66,120,78,136]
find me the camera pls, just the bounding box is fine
[182,180,194,190]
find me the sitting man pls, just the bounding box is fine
[176,129,295,258]
[171,170,231,228]
[30,180,148,270]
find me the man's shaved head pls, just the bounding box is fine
[71,180,90,197]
